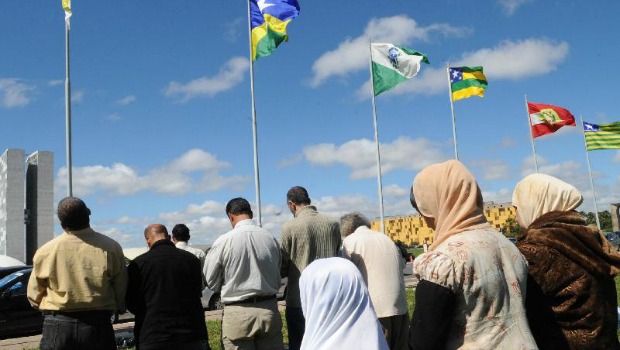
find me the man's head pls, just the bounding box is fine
[339,212,371,237]
[144,224,170,248]
[225,197,253,227]
[171,224,190,243]
[286,186,311,216]
[57,197,91,231]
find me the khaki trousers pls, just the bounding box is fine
[221,299,283,350]
[379,313,409,350]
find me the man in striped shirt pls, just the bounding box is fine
[280,186,341,350]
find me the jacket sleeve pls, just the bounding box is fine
[125,261,144,316]
[409,279,455,350]
[203,241,224,292]
[26,252,47,309]
[280,227,292,278]
[111,243,128,313]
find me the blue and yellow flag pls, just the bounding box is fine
[62,0,72,27]
[449,66,487,101]
[250,0,300,61]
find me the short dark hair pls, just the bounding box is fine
[57,197,91,231]
[287,186,311,205]
[225,197,253,217]
[172,224,190,241]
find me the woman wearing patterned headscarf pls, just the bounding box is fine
[299,257,389,350]
[513,173,620,350]
[408,160,536,350]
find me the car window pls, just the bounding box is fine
[0,272,23,289]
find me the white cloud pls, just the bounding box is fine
[498,0,533,16]
[73,90,85,103]
[383,184,410,197]
[481,188,513,203]
[0,78,35,108]
[303,136,449,179]
[309,15,471,87]
[224,17,244,42]
[356,38,569,99]
[48,80,63,87]
[614,151,620,162]
[501,137,517,148]
[472,159,511,180]
[55,148,249,197]
[104,113,122,121]
[277,154,303,169]
[117,95,136,105]
[164,57,249,102]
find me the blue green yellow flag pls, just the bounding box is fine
[62,0,72,27]
[250,0,300,61]
[583,121,620,150]
[449,66,487,101]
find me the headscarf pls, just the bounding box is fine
[412,159,490,250]
[299,257,389,350]
[512,173,583,228]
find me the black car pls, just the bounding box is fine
[0,268,43,339]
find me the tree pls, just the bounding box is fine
[502,217,522,237]
[579,210,612,232]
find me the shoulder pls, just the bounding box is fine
[91,230,124,252]
[413,250,459,290]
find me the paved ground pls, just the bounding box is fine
[1,273,418,350]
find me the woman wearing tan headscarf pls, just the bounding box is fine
[408,160,537,350]
[513,173,620,350]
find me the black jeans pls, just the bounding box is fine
[285,307,305,350]
[40,311,116,350]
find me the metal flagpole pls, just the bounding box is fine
[580,115,601,229]
[446,63,459,160]
[65,13,73,196]
[247,0,262,226]
[524,95,539,173]
[367,40,385,234]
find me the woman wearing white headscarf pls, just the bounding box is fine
[299,257,389,350]
[513,173,620,350]
[408,160,537,350]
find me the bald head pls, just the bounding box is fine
[144,224,170,248]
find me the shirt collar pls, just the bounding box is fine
[151,239,174,250]
[65,227,95,235]
[234,218,256,228]
[175,241,188,248]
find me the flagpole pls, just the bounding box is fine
[367,39,385,234]
[247,0,262,226]
[524,95,539,173]
[446,63,459,160]
[65,15,73,196]
[580,115,601,229]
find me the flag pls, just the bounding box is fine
[527,102,576,138]
[371,43,429,96]
[250,0,300,61]
[62,0,72,27]
[449,66,487,101]
[583,121,620,150]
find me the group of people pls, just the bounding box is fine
[24,159,620,350]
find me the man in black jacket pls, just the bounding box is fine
[126,224,209,350]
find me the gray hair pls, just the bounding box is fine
[339,212,371,237]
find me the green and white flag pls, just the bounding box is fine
[371,43,429,96]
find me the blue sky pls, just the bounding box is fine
[2,0,620,248]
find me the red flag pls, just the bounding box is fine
[527,102,576,138]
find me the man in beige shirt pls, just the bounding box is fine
[340,212,409,350]
[27,197,127,350]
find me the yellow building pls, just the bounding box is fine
[371,202,516,246]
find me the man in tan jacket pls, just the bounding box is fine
[27,197,127,350]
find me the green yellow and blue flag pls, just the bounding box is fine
[250,0,300,61]
[449,66,487,101]
[62,0,72,27]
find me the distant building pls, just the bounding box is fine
[371,202,516,246]
[0,149,54,264]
